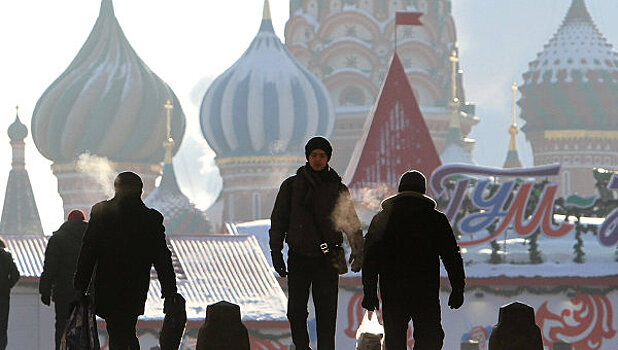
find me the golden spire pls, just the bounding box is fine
[263,0,272,20]
[508,82,518,151]
[448,49,461,128]
[163,100,175,164]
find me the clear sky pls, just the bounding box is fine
[0,0,616,234]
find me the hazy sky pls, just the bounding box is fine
[0,0,616,234]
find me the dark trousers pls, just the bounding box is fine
[0,300,8,350]
[287,252,339,350]
[54,298,72,350]
[382,296,444,350]
[105,314,139,350]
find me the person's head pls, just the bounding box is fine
[305,136,332,171]
[0,237,5,249]
[114,171,143,197]
[67,209,86,221]
[398,170,426,194]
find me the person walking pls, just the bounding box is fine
[0,237,19,350]
[39,209,88,350]
[74,171,178,350]
[361,170,465,350]
[270,136,364,350]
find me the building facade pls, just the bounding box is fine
[285,0,479,172]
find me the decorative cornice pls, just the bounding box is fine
[544,130,618,139]
[215,155,306,166]
[51,161,163,173]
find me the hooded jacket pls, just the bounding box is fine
[74,196,177,317]
[362,191,465,299]
[270,165,363,257]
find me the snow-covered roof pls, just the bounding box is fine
[4,236,47,279]
[143,235,287,323]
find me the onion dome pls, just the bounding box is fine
[8,107,28,142]
[1,108,44,236]
[31,0,185,163]
[519,0,618,132]
[200,0,334,158]
[144,163,211,235]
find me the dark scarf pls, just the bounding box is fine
[298,163,341,234]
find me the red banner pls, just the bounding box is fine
[395,12,423,26]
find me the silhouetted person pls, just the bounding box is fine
[39,208,88,350]
[196,301,249,350]
[270,136,364,350]
[0,237,19,350]
[362,170,465,350]
[74,171,178,350]
[488,301,543,350]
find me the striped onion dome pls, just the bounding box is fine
[200,0,334,158]
[519,0,618,132]
[31,0,185,163]
[144,163,211,235]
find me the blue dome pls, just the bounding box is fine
[199,1,334,158]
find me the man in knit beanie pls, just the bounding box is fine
[40,209,88,350]
[270,136,363,350]
[362,170,465,350]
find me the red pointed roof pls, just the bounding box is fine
[344,53,441,193]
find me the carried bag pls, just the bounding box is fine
[355,310,384,350]
[61,294,100,350]
[320,242,348,275]
[160,293,187,350]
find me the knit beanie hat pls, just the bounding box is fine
[304,136,332,161]
[398,170,426,193]
[67,209,86,221]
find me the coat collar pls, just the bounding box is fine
[381,191,436,210]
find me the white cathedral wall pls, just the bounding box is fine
[7,282,55,350]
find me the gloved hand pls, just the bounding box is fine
[164,293,184,314]
[361,293,379,312]
[271,251,287,277]
[349,252,363,273]
[40,294,51,306]
[448,288,464,309]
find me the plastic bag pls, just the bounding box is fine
[355,310,384,350]
[61,294,100,350]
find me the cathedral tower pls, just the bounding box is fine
[518,0,617,195]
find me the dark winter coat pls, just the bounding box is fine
[362,191,465,300]
[74,196,177,318]
[0,249,19,299]
[39,220,88,301]
[270,164,363,257]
